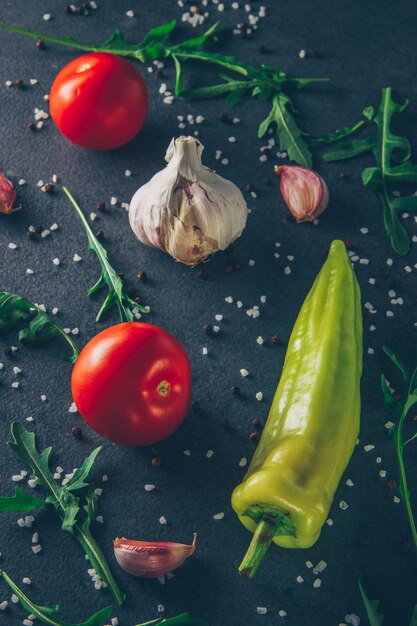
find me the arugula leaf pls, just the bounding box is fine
[308,119,367,149]
[259,93,312,168]
[0,487,45,511]
[359,577,384,626]
[383,346,410,383]
[380,374,398,409]
[0,570,112,626]
[0,292,79,363]
[4,422,124,607]
[135,614,208,626]
[325,88,417,255]
[65,448,102,492]
[382,348,417,554]
[63,187,147,323]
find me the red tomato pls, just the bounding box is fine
[49,52,148,150]
[71,323,192,446]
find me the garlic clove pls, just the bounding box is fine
[274,165,328,223]
[129,136,248,265]
[0,169,19,214]
[114,533,197,578]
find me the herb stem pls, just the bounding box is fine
[74,524,125,607]
[396,393,417,554]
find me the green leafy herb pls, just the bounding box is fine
[0,422,124,607]
[324,88,417,255]
[0,570,112,626]
[307,116,370,149]
[359,576,417,626]
[359,577,385,626]
[135,613,208,626]
[381,345,417,553]
[0,292,79,363]
[258,93,312,167]
[0,21,328,168]
[63,187,147,323]
[0,487,45,512]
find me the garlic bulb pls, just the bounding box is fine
[114,533,197,578]
[129,136,248,265]
[274,165,328,223]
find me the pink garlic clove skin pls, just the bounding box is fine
[274,165,328,223]
[0,169,19,215]
[114,533,196,578]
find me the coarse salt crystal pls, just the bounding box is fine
[8,242,17,249]
[159,516,167,525]
[213,512,224,520]
[52,258,60,266]
[22,577,31,585]
[11,382,19,389]
[257,607,267,615]
[43,13,52,21]
[339,500,348,510]
[215,314,223,321]
[394,496,400,503]
[256,337,264,345]
[32,532,38,543]
[239,458,247,467]
[96,515,104,524]
[183,449,191,456]
[346,479,354,487]
[69,402,77,413]
[249,259,255,266]
[206,450,214,458]
[12,475,24,482]
[111,619,119,626]
[202,347,208,355]
[26,268,34,275]
[110,196,118,206]
[213,325,220,333]
[0,601,8,610]
[256,392,263,401]
[225,296,233,303]
[326,518,333,526]
[385,421,395,429]
[299,49,306,59]
[144,484,155,491]
[240,368,249,377]
[313,578,321,588]
[32,545,42,554]
[126,10,135,17]
[278,610,287,617]
[379,470,386,478]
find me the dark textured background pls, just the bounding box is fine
[0,1,416,625]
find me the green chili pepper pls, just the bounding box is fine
[231,240,363,577]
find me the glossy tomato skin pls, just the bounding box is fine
[71,323,192,446]
[50,52,148,150]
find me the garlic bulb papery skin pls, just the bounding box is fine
[129,136,248,265]
[274,165,329,223]
[114,533,197,578]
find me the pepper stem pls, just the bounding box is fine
[238,516,278,579]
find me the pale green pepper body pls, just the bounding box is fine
[232,240,362,571]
